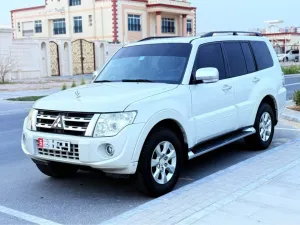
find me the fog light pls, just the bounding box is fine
[105,144,115,156]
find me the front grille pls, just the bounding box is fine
[37,142,79,161]
[36,110,94,136]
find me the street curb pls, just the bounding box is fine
[100,138,300,225]
[280,109,300,123]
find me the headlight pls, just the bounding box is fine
[93,111,137,137]
[26,109,37,131]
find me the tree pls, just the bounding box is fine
[0,53,17,83]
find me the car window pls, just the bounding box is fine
[250,41,274,70]
[223,42,247,77]
[194,43,226,80]
[95,43,192,84]
[241,42,256,73]
[292,50,299,54]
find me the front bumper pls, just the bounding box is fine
[22,117,145,174]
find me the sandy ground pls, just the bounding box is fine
[0,75,92,92]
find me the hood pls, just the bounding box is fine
[34,82,177,112]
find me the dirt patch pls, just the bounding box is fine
[287,106,300,112]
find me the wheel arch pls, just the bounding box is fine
[131,110,191,163]
[252,94,278,125]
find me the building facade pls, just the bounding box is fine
[263,33,300,54]
[11,0,196,43]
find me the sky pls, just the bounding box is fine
[1,0,299,32]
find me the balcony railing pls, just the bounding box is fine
[147,0,191,8]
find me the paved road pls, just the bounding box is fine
[285,74,300,100]
[1,76,300,224]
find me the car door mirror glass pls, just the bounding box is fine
[195,67,219,83]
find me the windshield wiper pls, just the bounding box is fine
[122,79,153,83]
[94,80,113,83]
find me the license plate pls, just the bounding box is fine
[38,138,71,152]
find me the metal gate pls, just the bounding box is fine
[50,41,60,76]
[72,39,95,75]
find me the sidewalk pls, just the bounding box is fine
[102,139,300,225]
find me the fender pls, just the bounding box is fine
[250,88,277,125]
[131,109,193,162]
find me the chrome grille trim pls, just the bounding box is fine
[36,110,97,136]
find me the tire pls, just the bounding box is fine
[35,161,78,178]
[283,57,288,62]
[245,103,275,150]
[136,127,183,197]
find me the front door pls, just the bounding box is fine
[190,43,237,143]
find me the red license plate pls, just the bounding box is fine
[38,138,44,148]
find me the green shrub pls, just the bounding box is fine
[282,66,300,75]
[293,90,300,106]
[62,83,67,90]
[71,80,77,88]
[80,77,86,85]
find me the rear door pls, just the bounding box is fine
[223,41,257,128]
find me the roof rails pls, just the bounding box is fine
[138,36,181,42]
[201,31,262,38]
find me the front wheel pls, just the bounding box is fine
[136,128,183,197]
[245,103,275,150]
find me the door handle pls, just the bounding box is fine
[222,84,232,91]
[253,77,260,83]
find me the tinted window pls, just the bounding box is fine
[292,50,299,54]
[223,42,247,77]
[250,41,273,70]
[194,43,226,80]
[96,43,192,84]
[241,42,256,73]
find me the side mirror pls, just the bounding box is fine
[195,67,219,83]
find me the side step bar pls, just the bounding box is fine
[188,127,256,160]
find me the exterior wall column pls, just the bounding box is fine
[182,14,187,37]
[156,12,162,36]
[68,40,73,76]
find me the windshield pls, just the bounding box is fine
[95,43,192,84]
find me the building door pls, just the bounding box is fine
[49,41,60,76]
[72,39,95,75]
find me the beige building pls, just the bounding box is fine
[11,0,196,43]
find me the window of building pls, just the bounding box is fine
[128,14,141,31]
[241,42,256,73]
[69,0,81,6]
[223,42,247,77]
[162,18,175,33]
[53,19,66,35]
[89,15,93,26]
[194,43,226,80]
[22,21,34,37]
[17,22,21,32]
[74,16,83,33]
[187,19,192,34]
[250,41,274,70]
[35,20,42,33]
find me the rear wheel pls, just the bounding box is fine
[136,128,183,197]
[245,103,275,150]
[35,161,78,178]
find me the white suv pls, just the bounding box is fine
[22,31,286,197]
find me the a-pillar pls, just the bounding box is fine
[156,12,162,36]
[182,14,187,37]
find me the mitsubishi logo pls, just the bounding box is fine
[75,90,81,99]
[51,115,64,129]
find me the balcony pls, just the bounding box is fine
[147,0,192,8]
